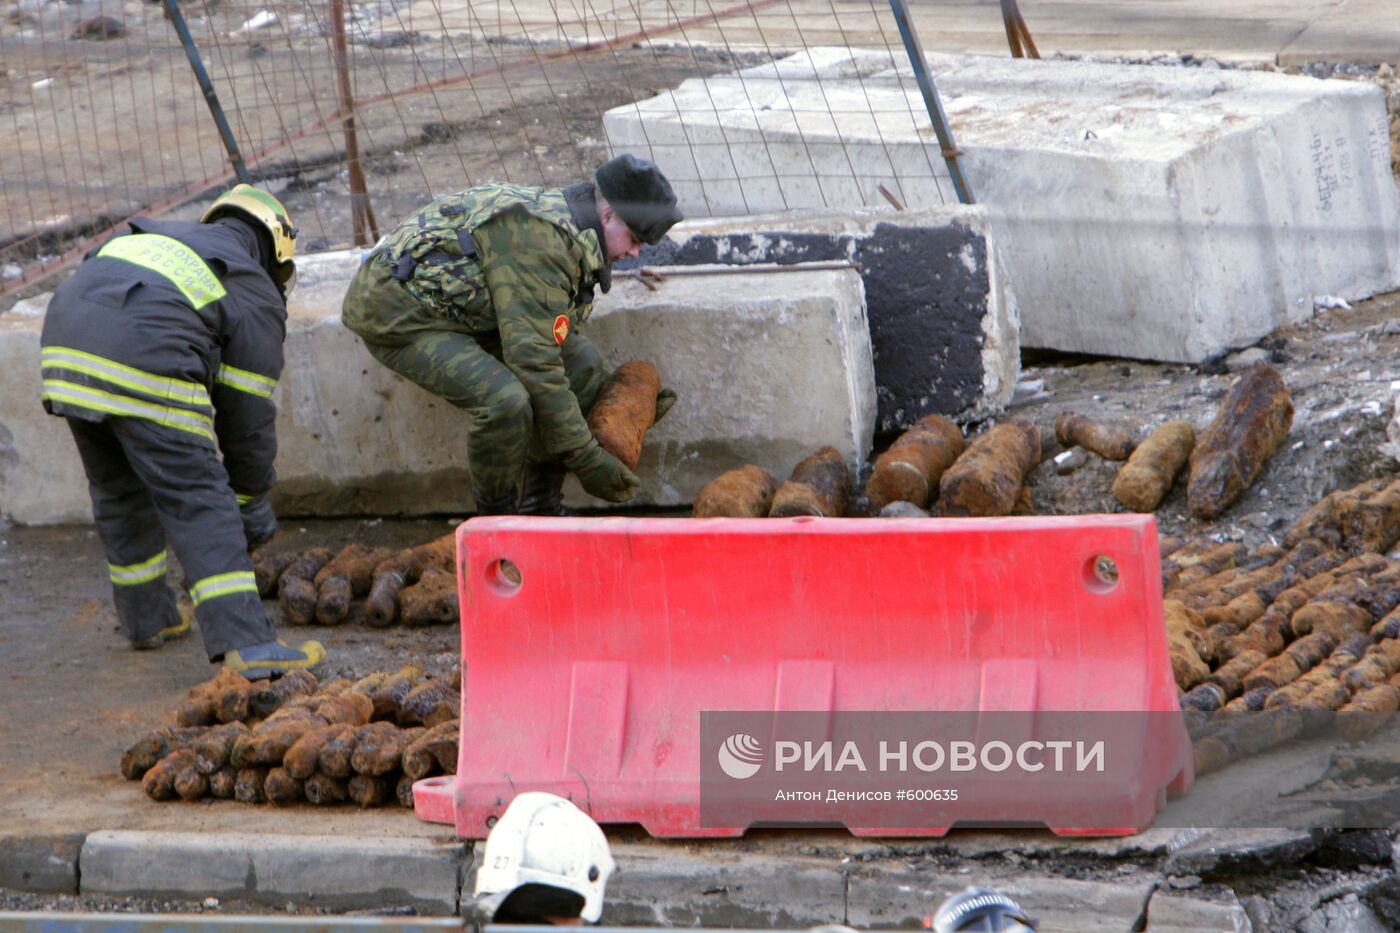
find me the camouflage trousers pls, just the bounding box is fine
[344,257,604,503]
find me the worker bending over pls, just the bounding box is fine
[39,185,324,680]
[342,155,682,516]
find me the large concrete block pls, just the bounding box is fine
[272,250,476,517]
[1,250,872,521]
[635,206,1018,430]
[566,264,875,507]
[604,48,1400,362]
[0,301,88,524]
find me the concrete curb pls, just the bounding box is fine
[0,833,83,895]
[2,830,1252,930]
[78,831,469,915]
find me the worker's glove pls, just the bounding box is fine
[654,387,678,423]
[566,440,640,503]
[239,494,278,551]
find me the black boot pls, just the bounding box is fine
[517,460,573,516]
[474,490,518,516]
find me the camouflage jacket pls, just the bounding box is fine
[367,182,609,455]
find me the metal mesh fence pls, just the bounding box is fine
[1,0,966,299]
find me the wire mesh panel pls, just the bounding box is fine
[1,0,954,297]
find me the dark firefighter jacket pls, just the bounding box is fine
[39,218,286,501]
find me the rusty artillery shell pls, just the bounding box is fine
[248,669,318,720]
[1347,477,1400,553]
[1341,654,1399,693]
[252,551,299,599]
[349,773,398,808]
[193,721,251,774]
[397,773,418,809]
[305,692,374,727]
[1054,412,1135,461]
[215,679,254,724]
[1112,420,1195,512]
[1187,364,1293,520]
[234,767,269,804]
[320,721,397,778]
[313,544,393,626]
[173,761,208,802]
[142,748,199,800]
[303,773,349,805]
[122,726,207,780]
[939,420,1040,517]
[1163,540,1243,591]
[314,576,353,627]
[315,543,390,596]
[1181,682,1226,713]
[351,723,422,777]
[1284,632,1339,670]
[400,566,459,627]
[278,547,334,625]
[403,719,460,780]
[769,447,850,518]
[399,678,460,727]
[693,465,780,518]
[1220,616,1284,661]
[587,360,661,470]
[1335,632,1375,664]
[1284,480,1385,549]
[365,535,456,627]
[208,766,237,799]
[1223,686,1273,712]
[284,724,355,780]
[1206,623,1242,660]
[263,767,304,806]
[1207,649,1268,698]
[177,667,251,727]
[1164,599,1212,663]
[231,714,326,769]
[867,414,965,511]
[1339,696,1400,741]
[370,664,428,721]
[1243,654,1304,693]
[1201,591,1267,630]
[1290,600,1371,641]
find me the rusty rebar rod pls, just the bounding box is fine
[328,0,378,246]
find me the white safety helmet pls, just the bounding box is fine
[473,792,616,924]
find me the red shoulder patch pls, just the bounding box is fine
[552,314,570,345]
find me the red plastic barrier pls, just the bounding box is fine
[413,515,1192,838]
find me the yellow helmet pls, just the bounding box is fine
[201,184,297,286]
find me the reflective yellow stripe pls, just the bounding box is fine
[235,493,256,506]
[109,550,168,586]
[190,571,258,607]
[98,234,227,310]
[216,363,277,399]
[41,346,211,410]
[42,379,216,442]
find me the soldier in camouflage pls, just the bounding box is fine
[341,155,682,514]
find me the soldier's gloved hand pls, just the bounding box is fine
[566,440,640,503]
[655,387,678,423]
[239,494,278,551]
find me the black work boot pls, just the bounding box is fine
[517,460,573,516]
[474,490,519,516]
